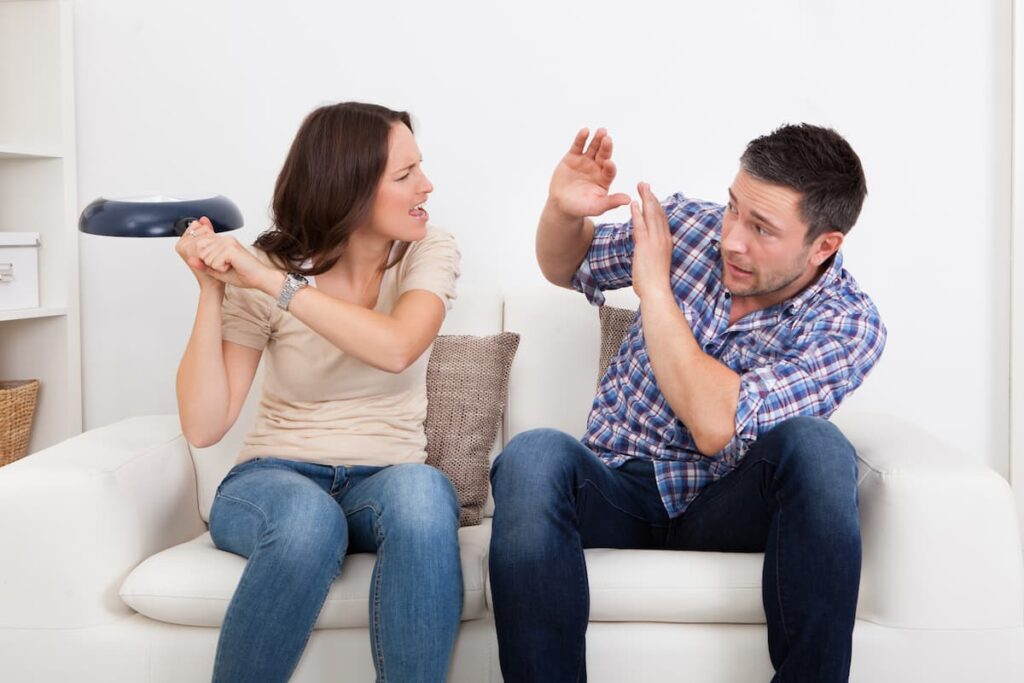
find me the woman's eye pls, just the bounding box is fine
[396,173,410,181]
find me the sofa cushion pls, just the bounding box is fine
[120,520,491,628]
[425,333,519,526]
[584,548,767,623]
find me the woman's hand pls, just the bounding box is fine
[175,217,224,291]
[188,221,284,296]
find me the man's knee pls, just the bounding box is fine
[491,428,584,495]
[768,417,858,491]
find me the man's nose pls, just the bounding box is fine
[721,222,746,254]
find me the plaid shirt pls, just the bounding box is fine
[572,192,887,518]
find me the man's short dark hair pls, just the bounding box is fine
[740,124,867,242]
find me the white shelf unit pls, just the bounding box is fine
[0,0,81,453]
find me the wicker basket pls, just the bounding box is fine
[0,379,40,466]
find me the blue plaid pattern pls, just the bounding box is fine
[572,192,887,518]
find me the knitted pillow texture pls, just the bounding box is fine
[597,306,636,387]
[425,333,520,526]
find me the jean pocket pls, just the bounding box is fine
[216,457,265,495]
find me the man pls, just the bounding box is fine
[489,124,886,682]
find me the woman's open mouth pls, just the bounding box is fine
[409,202,429,221]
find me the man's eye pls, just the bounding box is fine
[727,201,737,213]
[755,225,768,236]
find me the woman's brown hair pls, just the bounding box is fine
[255,102,412,276]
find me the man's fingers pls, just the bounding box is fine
[584,128,607,160]
[569,128,590,155]
[630,200,646,240]
[595,134,614,163]
[638,182,666,233]
[600,158,618,180]
[603,192,631,210]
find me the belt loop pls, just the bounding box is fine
[330,465,347,497]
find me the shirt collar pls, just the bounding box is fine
[779,250,843,317]
[709,229,845,321]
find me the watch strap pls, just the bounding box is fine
[276,272,307,311]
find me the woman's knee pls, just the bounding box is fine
[212,472,345,560]
[235,490,346,558]
[377,464,460,539]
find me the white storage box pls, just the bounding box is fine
[0,232,40,311]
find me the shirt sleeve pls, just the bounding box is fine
[717,308,887,461]
[221,282,273,350]
[398,227,461,311]
[571,193,704,306]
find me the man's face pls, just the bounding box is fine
[720,170,837,307]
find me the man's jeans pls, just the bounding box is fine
[489,417,861,683]
[208,458,463,683]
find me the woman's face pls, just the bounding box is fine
[366,122,433,242]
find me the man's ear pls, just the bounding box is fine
[810,231,844,267]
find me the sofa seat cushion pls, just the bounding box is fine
[584,548,766,623]
[120,519,491,628]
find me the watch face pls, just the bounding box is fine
[290,273,308,285]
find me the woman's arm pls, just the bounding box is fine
[174,219,262,447]
[192,229,452,375]
[285,286,445,373]
[175,301,262,447]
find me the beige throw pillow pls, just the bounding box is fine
[598,306,637,387]
[425,333,520,526]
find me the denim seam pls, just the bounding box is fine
[570,483,593,675]
[573,521,588,677]
[288,557,344,683]
[211,495,269,678]
[214,492,271,526]
[773,490,793,653]
[347,502,387,681]
[576,479,669,529]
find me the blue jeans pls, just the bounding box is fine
[208,458,463,683]
[489,417,861,683]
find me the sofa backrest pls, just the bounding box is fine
[503,285,637,439]
[476,284,638,516]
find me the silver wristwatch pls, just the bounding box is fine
[276,272,308,311]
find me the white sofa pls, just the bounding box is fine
[1,285,1023,682]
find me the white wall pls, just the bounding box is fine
[75,1,1012,474]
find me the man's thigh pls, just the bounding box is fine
[575,456,671,550]
[666,416,857,552]
[666,437,777,552]
[493,428,670,549]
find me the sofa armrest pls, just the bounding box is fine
[0,415,206,628]
[833,411,1024,629]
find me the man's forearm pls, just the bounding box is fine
[536,199,595,288]
[640,287,741,456]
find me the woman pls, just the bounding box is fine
[175,102,462,683]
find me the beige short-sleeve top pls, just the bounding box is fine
[220,226,460,467]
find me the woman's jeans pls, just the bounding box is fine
[208,458,463,683]
[489,416,861,683]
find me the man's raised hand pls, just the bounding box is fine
[547,128,632,219]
